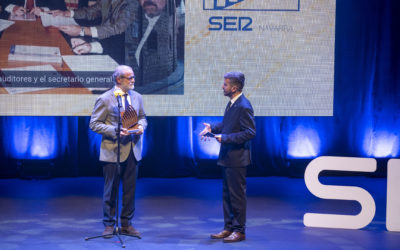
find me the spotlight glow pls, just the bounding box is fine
[5,117,57,159]
[287,126,320,158]
[363,130,399,158]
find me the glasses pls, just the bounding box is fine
[120,75,135,80]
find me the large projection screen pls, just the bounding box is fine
[0,0,335,116]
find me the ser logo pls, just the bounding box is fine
[205,0,253,31]
[204,0,300,31]
[209,16,252,31]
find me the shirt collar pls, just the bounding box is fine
[230,92,242,105]
[145,13,161,25]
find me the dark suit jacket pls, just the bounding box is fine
[125,7,177,87]
[211,94,256,167]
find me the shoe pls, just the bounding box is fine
[121,225,141,238]
[210,230,232,239]
[223,232,245,243]
[102,226,114,238]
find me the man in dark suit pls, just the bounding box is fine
[89,65,147,238]
[125,0,178,88]
[200,71,256,243]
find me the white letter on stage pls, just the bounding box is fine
[387,159,400,232]
[303,156,376,229]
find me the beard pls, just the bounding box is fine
[121,84,134,92]
[223,91,231,97]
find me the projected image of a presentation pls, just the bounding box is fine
[0,0,335,116]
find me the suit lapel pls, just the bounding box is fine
[128,90,137,112]
[225,95,243,114]
[109,87,120,112]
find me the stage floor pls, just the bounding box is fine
[0,176,398,249]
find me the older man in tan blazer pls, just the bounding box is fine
[90,65,147,238]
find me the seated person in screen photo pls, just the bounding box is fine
[49,0,134,64]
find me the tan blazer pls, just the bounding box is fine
[89,86,147,162]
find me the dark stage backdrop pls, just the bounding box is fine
[1,0,400,178]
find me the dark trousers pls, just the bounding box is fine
[222,166,247,234]
[102,151,138,227]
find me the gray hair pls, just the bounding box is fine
[112,65,133,84]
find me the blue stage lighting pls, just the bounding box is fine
[287,126,320,158]
[3,117,58,160]
[363,130,399,158]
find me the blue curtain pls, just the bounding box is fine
[1,0,399,178]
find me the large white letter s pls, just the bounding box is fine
[304,156,376,229]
